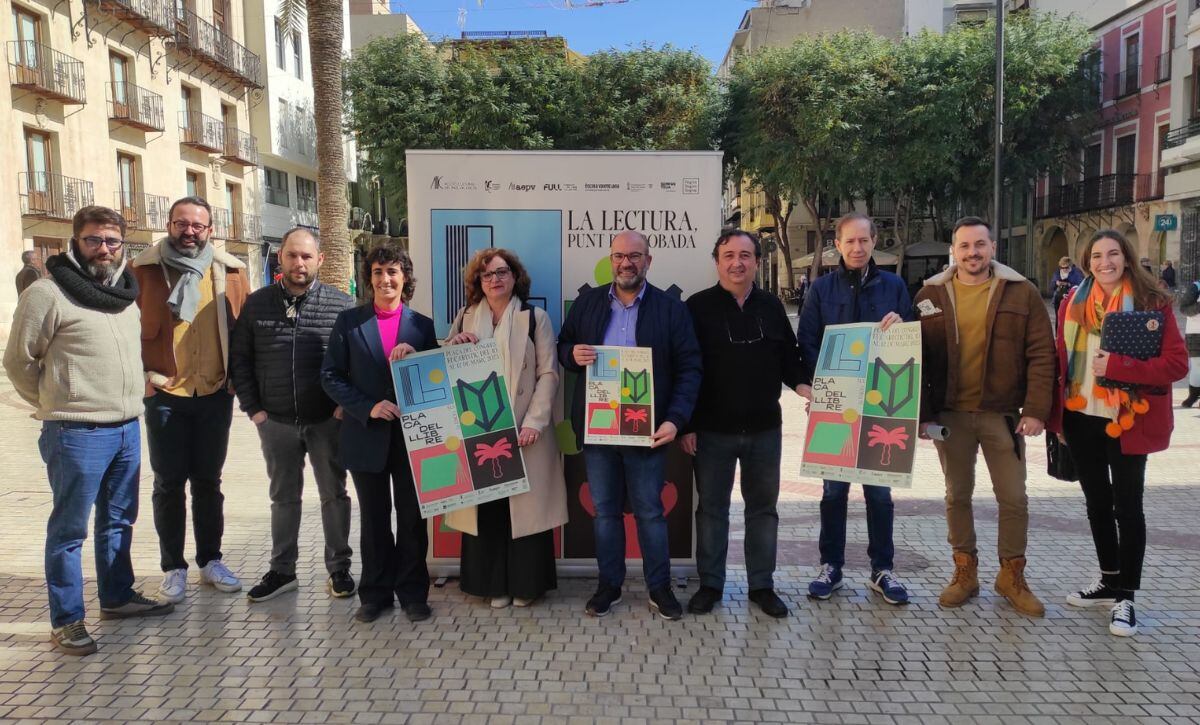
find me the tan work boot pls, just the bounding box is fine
[938,551,979,608]
[994,556,1045,617]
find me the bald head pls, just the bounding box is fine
[281,226,319,251]
[612,230,649,254]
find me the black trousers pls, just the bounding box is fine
[349,422,429,607]
[1062,411,1147,592]
[144,390,234,571]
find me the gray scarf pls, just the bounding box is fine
[160,238,214,323]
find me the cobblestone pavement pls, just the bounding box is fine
[0,370,1198,724]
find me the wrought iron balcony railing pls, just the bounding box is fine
[1112,66,1140,99]
[87,0,176,36]
[108,81,164,132]
[1163,117,1200,149]
[116,191,170,231]
[7,41,86,104]
[179,110,224,153]
[19,172,95,221]
[221,127,258,166]
[174,7,262,88]
[1035,173,1151,218]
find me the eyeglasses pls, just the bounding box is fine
[610,252,646,264]
[79,235,124,250]
[481,268,512,282]
[171,220,210,232]
[726,316,764,345]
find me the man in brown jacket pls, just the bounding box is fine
[133,196,249,605]
[915,216,1055,618]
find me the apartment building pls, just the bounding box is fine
[1,0,264,338]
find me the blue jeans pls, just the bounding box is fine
[38,420,141,628]
[693,428,781,592]
[582,445,670,591]
[818,480,894,572]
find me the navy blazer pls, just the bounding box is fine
[320,303,439,473]
[557,282,702,444]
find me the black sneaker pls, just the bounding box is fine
[100,591,175,620]
[247,571,298,603]
[585,586,622,617]
[328,570,357,598]
[402,602,432,622]
[748,588,789,618]
[1065,578,1120,608]
[648,587,683,621]
[353,601,393,623]
[1109,600,1137,637]
[687,586,722,614]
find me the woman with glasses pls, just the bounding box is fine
[442,249,566,609]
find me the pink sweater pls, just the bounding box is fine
[375,304,403,356]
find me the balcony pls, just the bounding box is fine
[221,127,258,166]
[1163,118,1200,149]
[174,7,261,88]
[7,41,86,104]
[179,110,224,153]
[108,81,164,132]
[1112,66,1140,99]
[86,0,176,36]
[19,172,95,222]
[1035,173,1152,218]
[115,191,170,231]
[1156,52,1171,84]
[234,212,261,241]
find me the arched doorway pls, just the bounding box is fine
[1074,226,1098,273]
[1042,226,1068,289]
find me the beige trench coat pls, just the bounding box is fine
[443,303,568,539]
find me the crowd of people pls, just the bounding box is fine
[5,198,1188,656]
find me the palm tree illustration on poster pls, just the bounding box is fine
[584,346,655,446]
[800,322,922,488]
[391,339,530,517]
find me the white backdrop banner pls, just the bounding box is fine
[405,150,723,574]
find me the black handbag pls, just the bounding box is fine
[1046,435,1078,482]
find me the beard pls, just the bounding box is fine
[71,240,122,284]
[614,268,647,292]
[167,233,208,258]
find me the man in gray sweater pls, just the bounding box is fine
[4,206,174,656]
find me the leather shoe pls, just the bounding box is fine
[749,588,789,618]
[687,586,722,614]
[353,601,393,623]
[402,602,432,622]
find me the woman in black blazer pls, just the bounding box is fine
[321,244,438,623]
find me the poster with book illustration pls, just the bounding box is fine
[800,322,922,488]
[392,339,530,517]
[584,346,654,446]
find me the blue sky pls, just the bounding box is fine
[390,0,751,69]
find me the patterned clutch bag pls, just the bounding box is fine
[1097,310,1164,390]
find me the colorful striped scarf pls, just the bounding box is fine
[1062,276,1147,437]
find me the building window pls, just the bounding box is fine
[278,99,289,149]
[265,166,289,207]
[297,176,316,213]
[292,30,303,80]
[274,18,286,69]
[185,170,205,198]
[117,152,138,214]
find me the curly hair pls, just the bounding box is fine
[363,243,416,302]
[462,248,531,307]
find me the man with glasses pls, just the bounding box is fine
[558,230,702,621]
[132,196,250,604]
[680,229,804,618]
[796,212,913,605]
[5,206,174,655]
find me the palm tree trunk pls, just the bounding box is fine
[306,0,351,292]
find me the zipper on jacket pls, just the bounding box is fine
[291,292,301,425]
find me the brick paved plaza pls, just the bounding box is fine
[0,371,1198,723]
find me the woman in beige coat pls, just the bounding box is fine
[443,248,567,607]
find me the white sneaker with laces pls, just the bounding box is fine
[1109,600,1138,637]
[157,568,187,604]
[489,596,512,609]
[199,560,242,593]
[1066,577,1119,608]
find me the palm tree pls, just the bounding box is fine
[278,0,351,292]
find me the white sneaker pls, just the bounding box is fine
[513,597,536,608]
[1109,600,1138,637]
[489,596,512,609]
[157,568,187,604]
[199,560,242,593]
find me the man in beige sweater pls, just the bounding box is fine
[4,206,174,656]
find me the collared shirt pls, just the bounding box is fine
[602,282,646,347]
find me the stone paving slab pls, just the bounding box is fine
[0,370,1198,724]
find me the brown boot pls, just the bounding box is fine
[938,551,979,608]
[994,556,1045,617]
